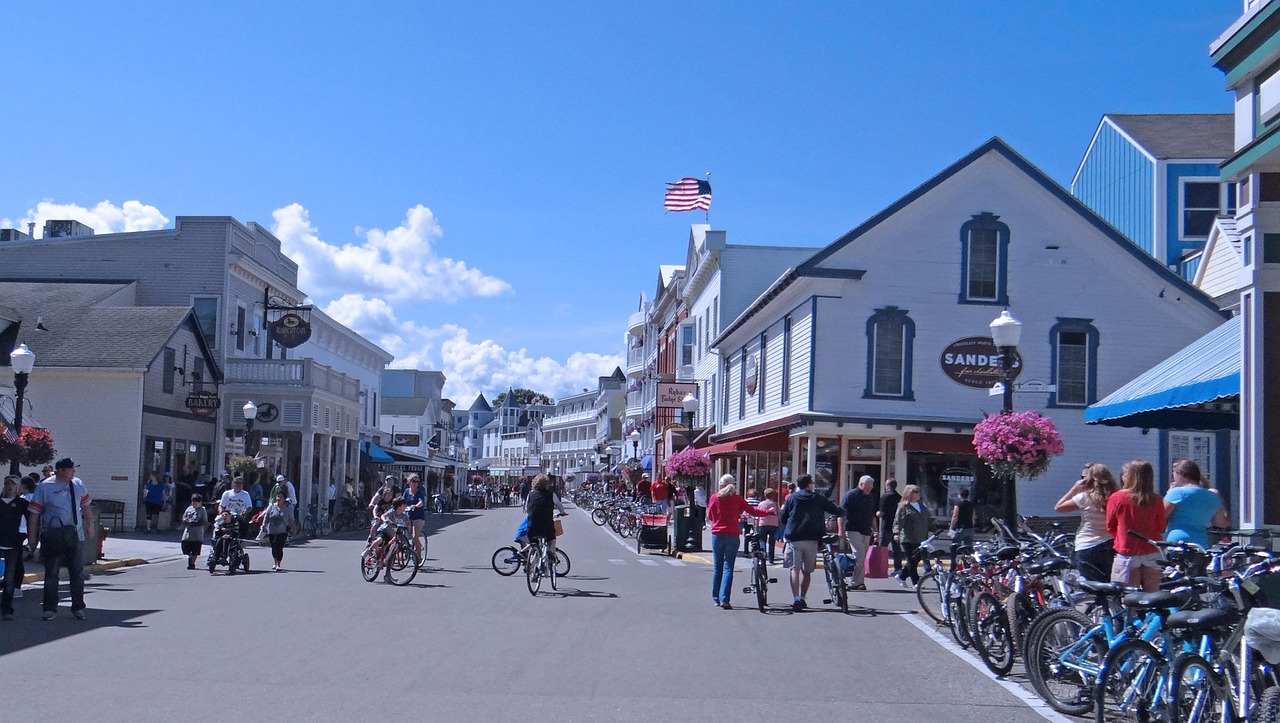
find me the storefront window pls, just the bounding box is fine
[906,452,1000,525]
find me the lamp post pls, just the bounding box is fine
[242,400,259,461]
[8,343,35,476]
[989,310,1024,532]
[681,392,698,428]
[629,430,640,460]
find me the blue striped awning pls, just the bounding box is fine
[1084,316,1239,430]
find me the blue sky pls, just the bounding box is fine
[0,2,1242,403]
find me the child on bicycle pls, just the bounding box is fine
[368,498,410,555]
[515,516,530,549]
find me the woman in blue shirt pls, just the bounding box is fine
[143,472,166,533]
[402,474,428,563]
[1164,460,1228,549]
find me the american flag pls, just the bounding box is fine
[664,177,712,213]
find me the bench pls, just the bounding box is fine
[93,499,126,532]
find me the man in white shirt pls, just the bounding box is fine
[218,477,253,516]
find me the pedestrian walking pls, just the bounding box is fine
[1,474,30,621]
[180,494,208,570]
[779,473,845,611]
[1106,459,1166,592]
[756,488,780,566]
[892,484,930,588]
[262,491,294,571]
[27,457,94,620]
[143,471,165,533]
[877,479,903,577]
[1054,462,1117,582]
[706,475,769,609]
[840,476,877,590]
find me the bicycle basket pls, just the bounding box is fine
[1246,607,1280,665]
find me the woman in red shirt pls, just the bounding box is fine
[1105,459,1167,592]
[706,475,770,609]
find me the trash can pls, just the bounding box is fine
[673,504,704,552]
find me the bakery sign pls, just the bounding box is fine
[940,336,1023,389]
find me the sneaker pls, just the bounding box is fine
[712,599,721,607]
[41,611,55,621]
[73,610,85,621]
[720,601,732,610]
[798,598,807,610]
[791,600,803,612]
[898,577,910,589]
[850,583,867,591]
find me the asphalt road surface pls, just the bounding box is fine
[1,504,1060,722]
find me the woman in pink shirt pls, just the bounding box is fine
[1105,459,1167,592]
[706,474,770,609]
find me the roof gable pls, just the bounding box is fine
[1104,114,1234,160]
[1193,217,1244,297]
[797,137,1219,315]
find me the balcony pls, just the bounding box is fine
[628,310,645,335]
[223,358,360,402]
[625,401,643,420]
[626,347,644,377]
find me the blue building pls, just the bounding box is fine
[1071,114,1235,280]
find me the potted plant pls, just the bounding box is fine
[971,410,1065,480]
[0,425,56,468]
[665,446,711,502]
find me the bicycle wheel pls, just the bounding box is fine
[548,550,557,591]
[1254,685,1280,723]
[834,561,849,614]
[1095,638,1168,723]
[1168,653,1225,723]
[915,571,946,624]
[386,543,418,586]
[492,546,521,576]
[360,547,382,582]
[526,547,543,596]
[1025,608,1101,716]
[754,559,768,612]
[318,516,331,537]
[972,592,1015,676]
[591,508,608,526]
[553,549,571,577]
[948,585,974,649]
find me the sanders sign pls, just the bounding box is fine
[940,336,1023,389]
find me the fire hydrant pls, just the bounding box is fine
[97,526,109,560]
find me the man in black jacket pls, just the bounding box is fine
[779,473,844,612]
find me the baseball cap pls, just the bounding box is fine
[385,474,395,481]
[55,457,76,470]
[275,474,285,482]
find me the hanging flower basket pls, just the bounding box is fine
[972,411,1064,480]
[0,425,56,467]
[665,447,711,488]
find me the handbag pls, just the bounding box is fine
[553,519,564,537]
[864,545,890,579]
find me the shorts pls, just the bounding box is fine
[145,502,163,516]
[180,540,202,556]
[783,540,819,573]
[1112,552,1162,581]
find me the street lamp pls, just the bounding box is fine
[629,430,640,460]
[682,392,698,428]
[242,400,259,460]
[989,310,1024,531]
[8,343,35,476]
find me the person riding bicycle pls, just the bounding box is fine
[402,474,428,559]
[515,515,530,548]
[523,475,564,560]
[367,476,399,543]
[368,498,410,556]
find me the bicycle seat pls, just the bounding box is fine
[950,543,974,556]
[1165,607,1240,632]
[821,533,841,545]
[995,545,1021,561]
[1123,588,1192,611]
[1023,557,1069,576]
[1078,579,1135,597]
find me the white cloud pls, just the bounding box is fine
[4,199,168,236]
[272,203,513,304]
[323,293,622,404]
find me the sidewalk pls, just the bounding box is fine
[19,531,185,586]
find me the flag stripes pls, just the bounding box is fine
[664,177,712,212]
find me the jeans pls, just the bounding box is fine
[711,534,741,604]
[758,525,779,565]
[880,529,904,576]
[898,541,921,585]
[41,528,85,613]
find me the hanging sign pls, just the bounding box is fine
[184,390,220,417]
[940,337,1023,389]
[270,312,312,349]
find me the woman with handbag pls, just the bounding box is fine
[892,484,931,588]
[262,492,294,572]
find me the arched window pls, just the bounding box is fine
[864,306,915,400]
[1048,317,1100,407]
[958,212,1010,305]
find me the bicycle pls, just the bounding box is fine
[525,536,558,596]
[820,533,849,614]
[740,521,776,613]
[298,504,331,538]
[491,543,571,577]
[359,524,418,586]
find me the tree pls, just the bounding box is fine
[492,388,554,407]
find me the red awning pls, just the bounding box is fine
[699,430,790,456]
[902,431,974,455]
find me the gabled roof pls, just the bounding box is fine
[6,306,204,369]
[1192,217,1244,292]
[719,137,1224,346]
[1105,114,1234,160]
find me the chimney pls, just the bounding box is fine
[27,222,34,237]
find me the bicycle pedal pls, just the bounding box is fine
[768,578,777,583]
[743,586,752,594]
[823,598,833,604]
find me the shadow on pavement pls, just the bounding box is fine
[0,602,158,657]
[538,587,619,599]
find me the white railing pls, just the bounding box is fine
[223,358,361,401]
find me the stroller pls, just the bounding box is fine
[207,513,251,575]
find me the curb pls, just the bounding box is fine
[21,557,149,586]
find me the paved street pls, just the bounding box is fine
[2,505,1057,722]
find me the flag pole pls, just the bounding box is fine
[705,172,711,225]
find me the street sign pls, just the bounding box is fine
[989,380,1057,396]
